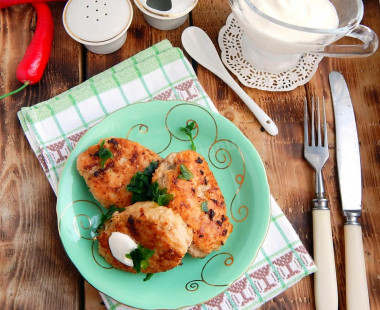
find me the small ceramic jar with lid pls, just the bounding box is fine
[63,0,133,54]
[134,0,198,30]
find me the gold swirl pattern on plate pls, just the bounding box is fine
[231,174,248,222]
[91,239,113,269]
[157,118,199,154]
[125,120,172,155]
[209,139,248,222]
[126,124,149,139]
[73,213,95,240]
[185,253,234,291]
[155,134,173,155]
[59,200,113,269]
[58,199,103,239]
[162,104,216,153]
[208,139,233,170]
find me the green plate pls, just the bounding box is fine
[57,100,270,309]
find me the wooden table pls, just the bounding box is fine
[1,0,379,309]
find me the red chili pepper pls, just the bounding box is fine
[0,0,66,9]
[0,3,54,99]
[17,3,54,85]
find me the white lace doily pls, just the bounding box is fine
[218,13,323,92]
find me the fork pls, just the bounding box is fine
[304,97,338,310]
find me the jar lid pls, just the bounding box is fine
[135,0,198,17]
[63,0,133,44]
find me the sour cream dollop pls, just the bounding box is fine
[108,232,138,267]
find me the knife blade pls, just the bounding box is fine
[329,71,370,310]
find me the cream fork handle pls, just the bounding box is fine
[313,209,338,310]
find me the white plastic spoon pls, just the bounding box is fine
[181,26,278,136]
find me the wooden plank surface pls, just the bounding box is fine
[0,0,379,309]
[0,3,83,309]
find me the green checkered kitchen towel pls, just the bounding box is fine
[18,40,316,310]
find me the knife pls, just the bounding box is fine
[329,71,370,310]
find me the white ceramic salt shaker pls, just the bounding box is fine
[63,0,133,54]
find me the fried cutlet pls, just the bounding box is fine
[152,150,233,258]
[97,201,193,273]
[77,138,161,208]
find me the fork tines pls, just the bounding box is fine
[304,97,328,148]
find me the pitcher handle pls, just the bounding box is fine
[314,25,378,58]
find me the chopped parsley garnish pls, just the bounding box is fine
[178,164,194,180]
[126,244,155,273]
[96,205,125,231]
[157,193,174,206]
[127,161,159,203]
[143,273,153,281]
[127,162,173,206]
[151,181,174,206]
[180,121,197,151]
[201,201,209,213]
[98,140,114,168]
[143,160,159,176]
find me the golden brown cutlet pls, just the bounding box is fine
[97,201,193,273]
[77,138,162,208]
[152,150,233,258]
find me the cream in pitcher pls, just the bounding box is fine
[232,0,340,50]
[250,0,339,30]
[229,0,378,72]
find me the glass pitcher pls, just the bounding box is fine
[229,0,378,72]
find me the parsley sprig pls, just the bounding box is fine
[127,161,173,206]
[98,140,114,168]
[96,205,125,231]
[180,121,197,151]
[126,244,155,273]
[178,164,194,180]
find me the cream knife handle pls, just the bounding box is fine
[345,224,370,310]
[313,209,338,310]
